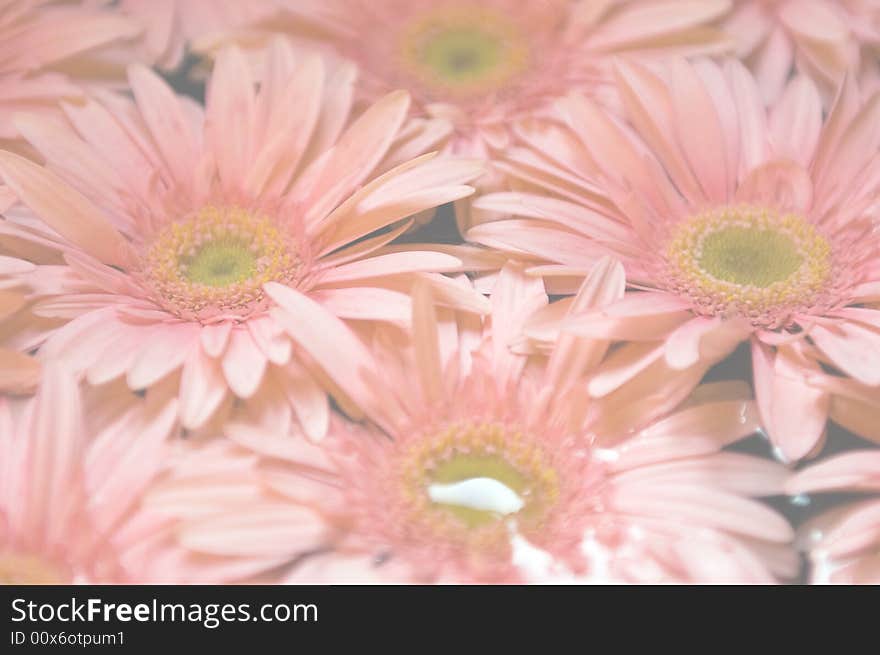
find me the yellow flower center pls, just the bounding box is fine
[398,6,529,98]
[142,206,303,321]
[0,553,66,584]
[399,422,559,536]
[665,206,832,327]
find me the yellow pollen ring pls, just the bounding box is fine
[398,422,559,537]
[664,206,831,326]
[142,206,301,321]
[397,6,529,97]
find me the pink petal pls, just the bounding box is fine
[24,363,84,547]
[588,0,730,50]
[179,346,228,431]
[246,316,292,366]
[204,47,254,194]
[754,341,830,461]
[829,393,880,444]
[275,362,330,443]
[317,251,463,285]
[128,64,201,187]
[811,322,880,386]
[490,263,547,389]
[411,279,444,405]
[769,75,822,163]
[788,451,880,495]
[735,159,814,214]
[608,483,793,542]
[293,90,410,226]
[180,504,326,558]
[246,46,323,196]
[222,329,268,399]
[311,287,412,325]
[264,282,387,429]
[565,292,693,341]
[127,323,199,390]
[670,57,728,202]
[545,257,625,391]
[664,316,747,370]
[200,321,232,358]
[0,152,131,267]
[588,341,665,398]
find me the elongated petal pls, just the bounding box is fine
[0,152,131,267]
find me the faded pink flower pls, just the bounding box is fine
[0,0,140,144]
[472,58,880,462]
[108,0,284,71]
[787,450,880,583]
[0,40,487,440]
[195,0,733,229]
[135,262,795,584]
[721,0,880,103]
[0,364,178,583]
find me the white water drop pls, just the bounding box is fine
[790,493,811,507]
[427,478,524,515]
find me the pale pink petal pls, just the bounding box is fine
[127,323,199,390]
[312,287,412,325]
[179,347,229,431]
[788,451,880,495]
[128,64,201,187]
[316,251,463,285]
[411,279,444,406]
[565,293,693,341]
[608,483,793,542]
[265,282,388,430]
[0,152,131,268]
[811,322,880,386]
[769,75,823,163]
[293,90,411,226]
[200,321,232,359]
[275,362,330,443]
[545,257,625,391]
[205,46,255,194]
[180,504,326,558]
[754,341,830,461]
[222,329,268,399]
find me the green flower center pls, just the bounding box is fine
[184,238,258,288]
[420,27,505,83]
[665,206,832,326]
[398,422,559,536]
[399,7,528,96]
[698,225,804,288]
[143,206,302,321]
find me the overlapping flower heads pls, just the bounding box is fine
[1,0,879,585]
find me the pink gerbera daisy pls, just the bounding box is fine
[134,262,795,584]
[195,0,732,229]
[472,58,880,462]
[0,364,178,583]
[0,0,140,144]
[720,0,880,103]
[787,450,880,583]
[0,40,487,440]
